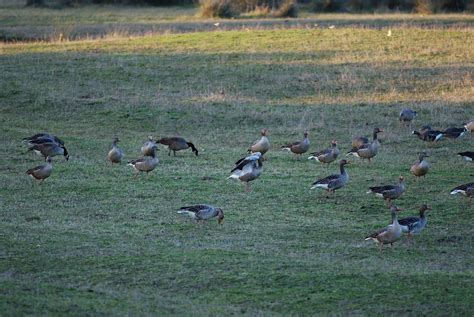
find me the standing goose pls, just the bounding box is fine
[128,146,159,176]
[450,182,474,205]
[399,108,417,125]
[23,133,65,146]
[107,137,124,165]
[28,143,69,161]
[26,157,53,183]
[308,140,340,166]
[458,151,474,162]
[311,159,350,198]
[367,176,406,206]
[365,205,403,252]
[398,204,431,244]
[177,204,224,224]
[443,127,467,140]
[347,128,383,163]
[464,120,474,133]
[228,152,263,192]
[248,128,270,156]
[410,152,430,179]
[281,131,310,158]
[141,136,157,157]
[158,137,198,157]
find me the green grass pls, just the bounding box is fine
[1,22,474,315]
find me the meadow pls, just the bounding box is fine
[1,5,474,315]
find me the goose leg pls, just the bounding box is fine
[245,182,251,192]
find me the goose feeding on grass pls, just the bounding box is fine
[308,140,340,166]
[458,151,474,162]
[443,127,467,140]
[248,128,270,156]
[311,159,349,198]
[450,182,474,205]
[107,137,124,165]
[367,176,405,206]
[410,152,430,179]
[128,146,159,177]
[399,108,417,125]
[26,156,53,183]
[158,136,198,157]
[412,125,444,142]
[281,131,310,158]
[178,204,224,224]
[228,152,263,192]
[23,133,65,146]
[365,205,403,252]
[28,142,69,161]
[398,204,431,245]
[347,128,383,163]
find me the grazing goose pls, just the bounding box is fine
[281,131,310,157]
[399,204,431,244]
[450,182,474,205]
[28,143,69,161]
[158,137,198,157]
[443,127,467,139]
[141,136,157,157]
[228,152,263,192]
[26,157,53,183]
[177,204,224,224]
[365,205,403,252]
[107,137,124,165]
[308,140,340,166]
[347,128,383,163]
[128,146,159,176]
[367,176,405,206]
[464,120,474,133]
[410,152,430,179]
[399,108,417,125]
[412,125,444,142]
[248,128,270,155]
[311,159,349,198]
[23,133,65,146]
[458,151,474,162]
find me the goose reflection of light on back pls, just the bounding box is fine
[228,152,263,192]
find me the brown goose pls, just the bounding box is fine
[450,182,474,205]
[347,128,383,163]
[464,120,474,133]
[365,205,403,252]
[158,137,198,157]
[128,146,159,176]
[228,152,263,192]
[281,131,310,157]
[177,204,224,224]
[367,176,405,206]
[311,159,350,198]
[28,143,69,161]
[107,137,124,165]
[308,140,340,166]
[248,128,270,155]
[23,133,65,146]
[443,127,467,140]
[141,136,157,157]
[410,153,430,179]
[26,157,53,183]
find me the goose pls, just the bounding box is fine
[28,143,69,161]
[347,128,383,163]
[398,204,431,244]
[158,137,198,157]
[443,127,467,139]
[410,152,430,179]
[464,120,474,133]
[308,140,340,166]
[177,204,224,224]
[23,133,64,146]
[107,137,124,165]
[365,205,403,252]
[26,156,53,183]
[128,146,159,176]
[248,128,270,156]
[450,182,474,205]
[281,131,310,157]
[228,152,263,192]
[367,176,405,206]
[399,108,417,125]
[458,151,474,162]
[141,136,157,157]
[412,125,444,142]
[311,159,349,198]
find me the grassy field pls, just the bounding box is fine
[1,12,474,315]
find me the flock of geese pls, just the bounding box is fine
[21,110,473,252]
